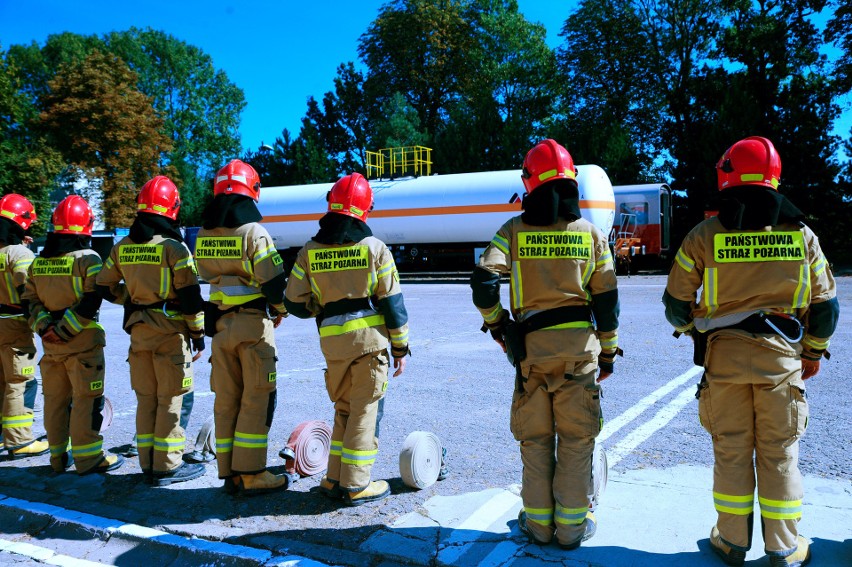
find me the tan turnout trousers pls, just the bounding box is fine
[324,350,389,490]
[211,309,277,478]
[512,357,601,546]
[129,323,194,473]
[0,318,37,449]
[700,331,807,553]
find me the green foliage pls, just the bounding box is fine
[374,92,428,149]
[40,50,173,228]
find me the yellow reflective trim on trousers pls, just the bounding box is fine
[511,261,523,310]
[72,440,103,457]
[713,491,754,515]
[329,440,342,456]
[704,268,718,318]
[2,414,33,427]
[792,264,810,309]
[675,248,695,273]
[524,506,554,525]
[136,434,154,448]
[759,496,802,520]
[541,321,594,331]
[341,446,378,465]
[50,441,70,456]
[217,438,234,452]
[555,506,588,525]
[319,314,386,337]
[154,436,186,451]
[234,431,268,448]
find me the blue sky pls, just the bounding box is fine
[1,0,849,159]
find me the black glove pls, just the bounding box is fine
[598,347,624,373]
[191,336,205,353]
[391,344,411,358]
[481,309,510,342]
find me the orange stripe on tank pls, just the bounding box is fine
[262,199,614,223]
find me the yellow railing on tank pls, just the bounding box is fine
[366,146,432,179]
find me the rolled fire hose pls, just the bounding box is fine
[99,396,114,433]
[280,420,332,477]
[399,431,443,489]
[591,441,608,507]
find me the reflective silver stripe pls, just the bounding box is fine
[210,284,262,297]
[320,308,381,328]
[694,310,760,332]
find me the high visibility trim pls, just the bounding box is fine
[319,314,385,337]
[104,257,114,270]
[483,303,503,324]
[290,264,305,280]
[390,329,409,345]
[86,263,102,278]
[511,261,522,310]
[802,336,829,350]
[675,248,695,273]
[675,321,695,333]
[62,310,84,333]
[216,437,233,452]
[599,335,618,349]
[811,255,826,276]
[2,414,34,427]
[703,268,718,318]
[154,436,186,451]
[491,234,509,255]
[524,506,554,525]
[159,268,170,299]
[72,440,103,458]
[740,174,766,183]
[329,440,342,456]
[174,256,195,271]
[72,275,83,299]
[309,277,323,304]
[209,287,265,305]
[49,441,70,456]
[377,261,394,279]
[234,431,268,448]
[714,492,754,515]
[581,256,595,289]
[793,264,810,309]
[5,272,20,304]
[254,244,277,264]
[555,506,588,525]
[341,446,378,465]
[596,249,613,268]
[542,321,594,331]
[136,434,154,448]
[14,258,33,270]
[758,496,802,520]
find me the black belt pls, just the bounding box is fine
[713,312,803,343]
[126,300,182,314]
[322,297,372,317]
[519,305,593,335]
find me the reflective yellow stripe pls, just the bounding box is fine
[483,303,503,324]
[254,244,276,263]
[758,496,801,520]
[319,315,386,337]
[542,321,594,331]
[216,437,233,452]
[341,446,378,465]
[596,249,613,268]
[2,414,34,427]
[290,264,305,280]
[174,256,195,271]
[154,436,186,451]
[811,256,826,276]
[72,440,103,457]
[234,431,268,448]
[524,507,554,525]
[329,440,342,456]
[86,263,102,277]
[159,268,171,299]
[555,505,588,525]
[802,335,829,350]
[714,492,754,516]
[491,234,509,255]
[390,329,409,345]
[62,310,84,333]
[599,334,618,349]
[136,434,154,448]
[675,248,695,273]
[209,290,265,305]
[511,261,523,310]
[703,268,718,318]
[792,264,810,309]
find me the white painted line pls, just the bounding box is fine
[607,383,698,468]
[599,366,702,443]
[439,490,521,564]
[0,538,103,566]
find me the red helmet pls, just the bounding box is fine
[53,195,94,236]
[327,173,373,221]
[716,136,781,191]
[0,194,37,231]
[521,139,577,194]
[214,159,261,201]
[137,175,181,220]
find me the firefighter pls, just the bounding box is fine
[470,140,619,549]
[23,195,123,474]
[663,136,838,567]
[96,176,206,486]
[195,159,288,495]
[0,194,48,459]
[284,172,409,507]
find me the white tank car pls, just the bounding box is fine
[258,165,615,250]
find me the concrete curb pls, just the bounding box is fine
[0,493,331,566]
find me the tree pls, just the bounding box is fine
[0,44,64,234]
[105,28,245,175]
[358,0,478,138]
[40,50,173,228]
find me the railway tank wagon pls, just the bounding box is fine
[258,165,616,271]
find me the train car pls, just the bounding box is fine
[258,166,616,271]
[611,183,672,273]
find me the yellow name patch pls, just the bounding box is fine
[32,256,74,276]
[517,231,591,259]
[195,237,243,259]
[119,244,163,265]
[308,246,369,273]
[714,232,805,263]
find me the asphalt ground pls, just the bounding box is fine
[0,275,850,566]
